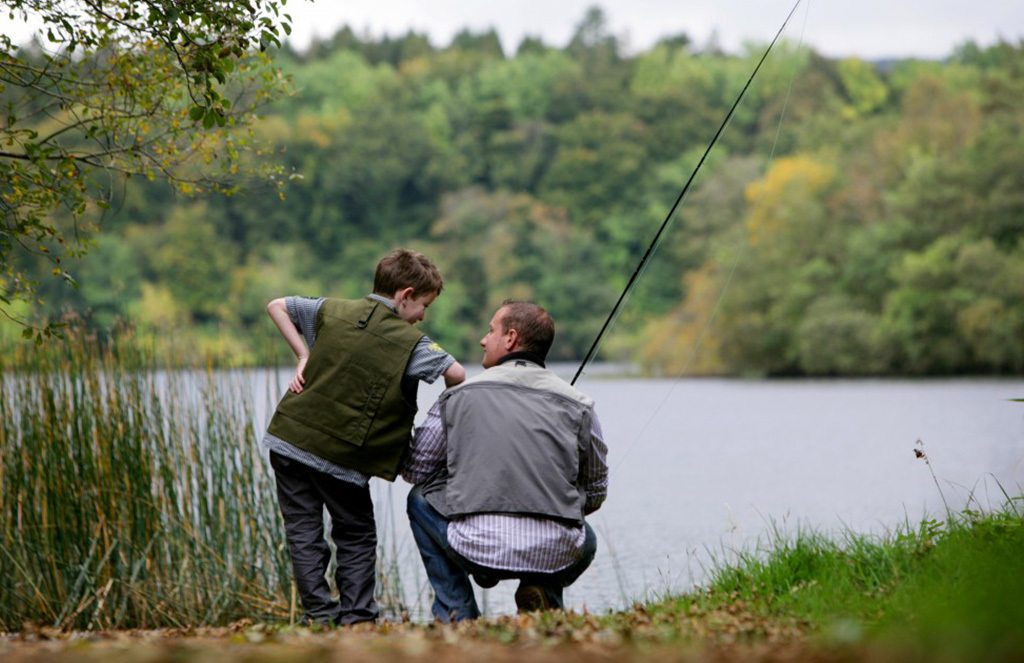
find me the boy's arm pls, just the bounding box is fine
[407,337,463,387]
[267,298,310,393]
[442,361,466,388]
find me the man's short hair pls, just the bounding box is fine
[500,300,555,360]
[374,249,444,296]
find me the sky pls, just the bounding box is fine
[1,1,1021,60]
[274,0,1022,60]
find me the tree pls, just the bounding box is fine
[795,296,889,375]
[448,28,504,60]
[148,203,237,323]
[561,6,630,114]
[541,110,647,220]
[637,261,727,376]
[836,57,888,120]
[428,186,610,359]
[1,0,295,337]
[712,155,841,375]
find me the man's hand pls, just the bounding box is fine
[289,355,309,393]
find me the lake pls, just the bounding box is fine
[254,367,1024,619]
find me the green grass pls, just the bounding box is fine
[876,507,1024,658]
[635,500,1024,657]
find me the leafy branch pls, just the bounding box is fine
[1,0,299,332]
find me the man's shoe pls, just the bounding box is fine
[514,584,551,613]
[473,572,499,588]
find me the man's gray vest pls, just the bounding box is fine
[267,297,423,480]
[422,360,594,524]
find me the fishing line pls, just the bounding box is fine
[614,0,812,467]
[571,0,805,387]
[644,1,811,381]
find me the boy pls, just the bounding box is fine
[262,248,465,626]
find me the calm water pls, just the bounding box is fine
[252,367,1024,618]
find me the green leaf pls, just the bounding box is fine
[189,105,205,121]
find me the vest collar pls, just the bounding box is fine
[496,351,546,368]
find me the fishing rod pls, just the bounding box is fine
[570,0,803,386]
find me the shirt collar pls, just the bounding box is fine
[495,351,546,368]
[367,293,397,312]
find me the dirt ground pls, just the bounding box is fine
[0,614,875,663]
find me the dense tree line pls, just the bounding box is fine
[6,9,1023,375]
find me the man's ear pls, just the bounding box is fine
[505,327,519,351]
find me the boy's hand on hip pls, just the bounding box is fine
[289,356,308,393]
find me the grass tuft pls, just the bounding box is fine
[640,502,1024,657]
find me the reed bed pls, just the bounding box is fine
[0,331,408,630]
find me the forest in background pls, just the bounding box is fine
[5,8,1023,375]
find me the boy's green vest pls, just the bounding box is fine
[267,297,424,480]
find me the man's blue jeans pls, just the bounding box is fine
[406,485,598,622]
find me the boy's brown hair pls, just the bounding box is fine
[373,249,444,297]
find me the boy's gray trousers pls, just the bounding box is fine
[269,451,378,625]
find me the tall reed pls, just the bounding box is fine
[1,329,408,630]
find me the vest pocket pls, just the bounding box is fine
[277,376,391,447]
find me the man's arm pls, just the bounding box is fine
[580,411,609,515]
[401,400,447,484]
[267,297,310,393]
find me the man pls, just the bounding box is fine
[402,300,608,621]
